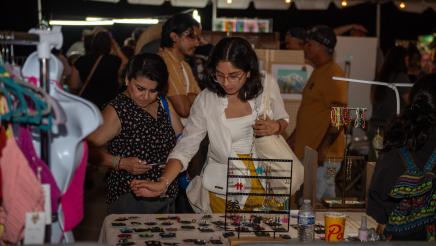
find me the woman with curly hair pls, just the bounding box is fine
[367,73,436,240]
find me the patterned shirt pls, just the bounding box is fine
[105,93,177,204]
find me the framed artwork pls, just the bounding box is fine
[271,64,313,94]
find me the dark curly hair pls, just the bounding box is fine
[161,13,200,48]
[204,37,263,101]
[125,53,169,97]
[383,73,436,152]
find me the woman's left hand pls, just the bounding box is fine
[253,116,280,137]
[130,179,166,197]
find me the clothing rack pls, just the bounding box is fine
[0,27,63,243]
[0,27,62,165]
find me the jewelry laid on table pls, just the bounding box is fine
[119,227,133,233]
[133,228,148,232]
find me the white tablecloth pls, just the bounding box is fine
[98,211,376,245]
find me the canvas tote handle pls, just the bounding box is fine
[260,72,271,120]
[78,55,103,96]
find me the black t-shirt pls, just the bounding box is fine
[75,53,121,109]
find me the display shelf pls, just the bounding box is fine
[224,156,293,236]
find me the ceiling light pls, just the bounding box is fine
[49,20,114,26]
[113,18,159,24]
[226,0,232,4]
[399,1,406,9]
[285,0,291,3]
[341,0,348,7]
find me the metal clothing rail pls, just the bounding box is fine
[333,76,414,115]
[0,31,40,45]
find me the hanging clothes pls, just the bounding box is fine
[61,141,88,231]
[1,125,44,243]
[15,126,62,213]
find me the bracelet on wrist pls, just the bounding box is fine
[112,156,121,170]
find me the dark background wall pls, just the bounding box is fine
[1,0,435,56]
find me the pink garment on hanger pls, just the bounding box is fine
[1,126,44,243]
[16,126,62,213]
[61,141,88,231]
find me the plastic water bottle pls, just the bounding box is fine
[298,199,315,242]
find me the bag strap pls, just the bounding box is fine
[424,148,436,172]
[399,147,417,172]
[160,96,171,123]
[260,72,270,120]
[78,55,103,96]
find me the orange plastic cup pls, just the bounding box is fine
[324,212,346,241]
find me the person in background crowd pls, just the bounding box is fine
[284,27,306,50]
[406,43,426,83]
[129,37,291,213]
[87,53,183,214]
[159,14,205,213]
[70,30,128,109]
[334,23,368,37]
[159,13,201,120]
[66,29,93,65]
[121,37,135,59]
[135,24,163,55]
[367,73,436,240]
[368,46,411,160]
[287,25,348,202]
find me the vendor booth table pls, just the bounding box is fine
[99,211,376,245]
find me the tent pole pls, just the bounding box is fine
[38,0,43,27]
[212,0,217,31]
[376,1,381,46]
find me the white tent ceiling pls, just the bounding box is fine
[90,0,436,13]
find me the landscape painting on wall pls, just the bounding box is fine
[272,64,313,94]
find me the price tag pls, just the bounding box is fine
[24,212,45,245]
[41,184,52,224]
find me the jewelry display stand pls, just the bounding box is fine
[224,157,293,239]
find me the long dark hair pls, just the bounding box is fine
[204,37,263,101]
[125,53,169,97]
[383,73,436,152]
[373,46,408,103]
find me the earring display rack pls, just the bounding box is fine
[330,106,368,129]
[322,155,367,209]
[224,157,293,238]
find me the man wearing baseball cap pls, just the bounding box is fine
[287,25,348,202]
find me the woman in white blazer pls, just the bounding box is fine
[130,37,294,213]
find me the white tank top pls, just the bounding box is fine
[223,112,257,154]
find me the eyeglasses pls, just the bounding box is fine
[213,72,246,83]
[181,30,201,42]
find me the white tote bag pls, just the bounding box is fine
[255,73,304,196]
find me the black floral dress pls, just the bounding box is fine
[105,93,177,205]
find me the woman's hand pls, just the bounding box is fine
[130,179,167,197]
[119,157,151,175]
[253,115,280,137]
